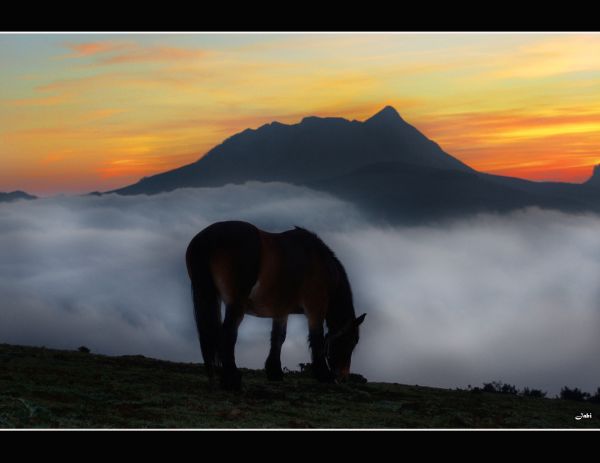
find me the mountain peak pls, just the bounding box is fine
[365,105,404,125]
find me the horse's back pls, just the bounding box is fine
[246,230,304,316]
[247,228,338,318]
[187,221,339,318]
[187,221,261,259]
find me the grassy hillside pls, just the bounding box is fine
[1,343,598,429]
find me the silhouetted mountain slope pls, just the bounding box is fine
[480,173,600,211]
[110,106,473,196]
[107,106,600,221]
[0,191,37,203]
[584,164,600,188]
[309,162,592,223]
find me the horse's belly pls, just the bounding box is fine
[245,300,286,318]
[244,305,277,318]
[245,280,292,318]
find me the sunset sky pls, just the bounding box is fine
[2,32,600,196]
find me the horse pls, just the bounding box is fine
[185,220,366,390]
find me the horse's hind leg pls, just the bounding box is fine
[265,316,287,381]
[219,304,244,391]
[307,319,335,383]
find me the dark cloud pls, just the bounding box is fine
[1,184,599,394]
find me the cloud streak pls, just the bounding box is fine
[417,109,600,181]
[63,41,208,65]
[65,42,128,58]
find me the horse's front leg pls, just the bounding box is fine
[219,304,244,390]
[265,316,288,381]
[307,318,334,383]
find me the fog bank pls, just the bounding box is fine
[1,183,599,394]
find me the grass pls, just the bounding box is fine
[1,343,599,429]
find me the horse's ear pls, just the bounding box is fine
[355,313,366,326]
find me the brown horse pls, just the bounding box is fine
[185,220,366,390]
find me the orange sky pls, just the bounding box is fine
[2,33,600,195]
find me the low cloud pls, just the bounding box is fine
[1,183,599,394]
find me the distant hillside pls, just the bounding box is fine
[0,191,37,203]
[308,161,592,223]
[1,343,599,429]
[107,107,600,222]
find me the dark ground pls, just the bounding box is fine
[1,343,599,429]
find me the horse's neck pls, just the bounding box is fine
[325,278,355,332]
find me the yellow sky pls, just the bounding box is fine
[2,33,600,195]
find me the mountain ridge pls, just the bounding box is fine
[106,106,600,222]
[109,106,473,196]
[0,190,37,203]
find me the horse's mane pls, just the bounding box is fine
[291,226,339,262]
[290,226,356,331]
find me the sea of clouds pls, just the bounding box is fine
[1,182,599,395]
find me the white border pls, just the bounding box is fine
[1,31,600,34]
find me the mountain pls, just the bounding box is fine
[108,106,600,222]
[0,191,37,203]
[110,106,473,196]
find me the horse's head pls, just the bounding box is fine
[325,313,366,381]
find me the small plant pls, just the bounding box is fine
[481,381,518,395]
[348,373,368,384]
[472,382,547,397]
[522,387,547,398]
[500,383,518,395]
[586,387,600,404]
[559,387,590,402]
[77,346,90,354]
[298,363,312,373]
[482,382,498,393]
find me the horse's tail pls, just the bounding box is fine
[186,236,222,377]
